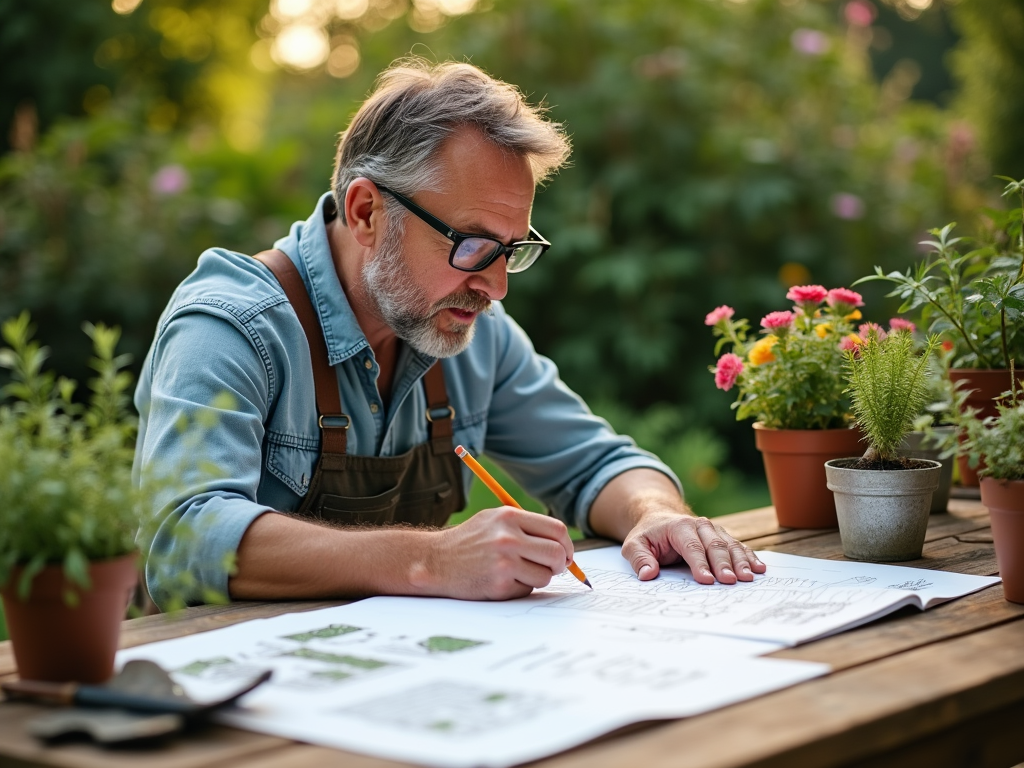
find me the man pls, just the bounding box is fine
[134,59,764,610]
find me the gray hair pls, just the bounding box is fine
[332,58,571,222]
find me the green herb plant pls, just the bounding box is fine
[856,177,1024,370]
[0,312,141,603]
[844,328,940,466]
[958,366,1024,481]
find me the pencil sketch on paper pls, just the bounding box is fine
[282,624,364,643]
[176,656,267,682]
[339,681,558,737]
[887,579,934,591]
[488,645,706,691]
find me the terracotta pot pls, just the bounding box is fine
[980,477,1024,604]
[754,424,864,528]
[949,369,1024,487]
[0,553,138,683]
[825,459,941,562]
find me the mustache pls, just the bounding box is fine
[431,291,493,315]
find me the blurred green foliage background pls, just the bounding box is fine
[0,0,1019,572]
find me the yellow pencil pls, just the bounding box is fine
[455,445,593,589]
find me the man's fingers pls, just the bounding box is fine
[620,537,661,581]
[511,508,575,565]
[665,521,715,585]
[695,518,737,584]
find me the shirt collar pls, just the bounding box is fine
[273,192,437,375]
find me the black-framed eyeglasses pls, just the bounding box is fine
[375,184,550,274]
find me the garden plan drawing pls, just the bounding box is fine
[116,549,998,768]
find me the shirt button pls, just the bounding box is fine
[370,403,379,414]
[364,359,373,370]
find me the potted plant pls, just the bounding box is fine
[707,286,867,528]
[958,373,1024,603]
[824,328,943,561]
[897,328,957,513]
[857,176,1024,486]
[0,313,143,683]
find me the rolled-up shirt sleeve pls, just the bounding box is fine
[482,308,682,538]
[134,309,276,609]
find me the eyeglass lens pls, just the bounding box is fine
[451,238,545,273]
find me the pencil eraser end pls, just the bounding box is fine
[455,445,467,457]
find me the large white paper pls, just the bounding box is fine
[117,604,825,768]
[363,549,1000,646]
[116,549,996,767]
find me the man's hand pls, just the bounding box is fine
[413,507,575,600]
[620,509,764,585]
[588,467,765,585]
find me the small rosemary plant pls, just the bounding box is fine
[844,327,940,467]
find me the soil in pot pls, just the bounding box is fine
[981,477,1024,604]
[825,458,941,562]
[754,424,864,529]
[0,553,138,683]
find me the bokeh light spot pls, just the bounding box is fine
[272,24,330,71]
[327,42,360,78]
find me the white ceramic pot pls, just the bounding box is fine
[825,459,942,561]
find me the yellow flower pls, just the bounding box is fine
[748,335,778,366]
[815,323,832,339]
[844,309,862,321]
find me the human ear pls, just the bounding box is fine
[344,178,383,248]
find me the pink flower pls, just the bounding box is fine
[151,164,189,196]
[791,29,831,56]
[839,334,862,354]
[826,288,864,312]
[705,305,735,326]
[831,192,865,221]
[786,285,828,306]
[844,0,876,27]
[714,353,744,391]
[760,310,795,332]
[889,317,916,334]
[858,322,887,341]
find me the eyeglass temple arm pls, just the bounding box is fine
[374,184,457,241]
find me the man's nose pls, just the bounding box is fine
[466,255,508,301]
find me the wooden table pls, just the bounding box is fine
[2,498,1023,768]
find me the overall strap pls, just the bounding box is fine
[423,361,455,455]
[253,249,349,455]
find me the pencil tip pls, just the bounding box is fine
[584,578,593,589]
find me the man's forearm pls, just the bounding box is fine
[587,468,689,541]
[229,512,439,600]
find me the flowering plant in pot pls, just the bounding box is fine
[0,312,145,684]
[957,375,1024,603]
[825,327,943,562]
[856,176,1024,485]
[707,285,868,528]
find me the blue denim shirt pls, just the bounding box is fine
[134,192,680,608]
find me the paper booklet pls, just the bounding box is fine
[116,549,998,768]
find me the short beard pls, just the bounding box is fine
[361,211,492,358]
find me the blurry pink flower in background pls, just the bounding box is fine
[151,164,189,196]
[786,284,828,307]
[830,192,865,220]
[826,288,864,311]
[858,322,887,341]
[714,353,745,391]
[889,317,916,334]
[791,28,831,56]
[761,310,795,332]
[705,305,735,326]
[839,334,863,354]
[844,0,876,27]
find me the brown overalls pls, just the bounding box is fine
[254,249,467,526]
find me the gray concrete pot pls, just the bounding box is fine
[825,458,942,562]
[898,427,955,514]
